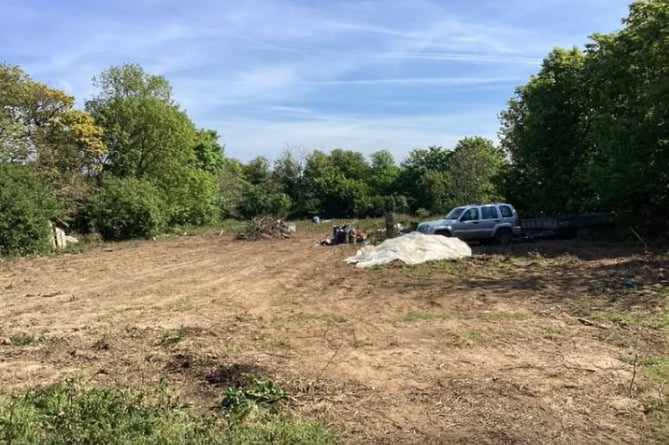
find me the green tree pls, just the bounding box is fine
[0,64,106,219]
[445,137,505,207]
[86,64,220,227]
[192,129,225,173]
[500,47,588,216]
[398,146,452,213]
[583,0,669,232]
[89,177,168,240]
[0,164,59,256]
[367,150,401,215]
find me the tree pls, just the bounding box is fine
[192,129,225,173]
[86,64,220,226]
[398,146,452,213]
[0,164,59,256]
[0,63,106,219]
[445,137,505,207]
[583,0,669,231]
[243,156,273,187]
[499,47,588,216]
[89,177,167,240]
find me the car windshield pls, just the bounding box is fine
[445,207,465,219]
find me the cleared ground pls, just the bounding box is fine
[1,229,667,444]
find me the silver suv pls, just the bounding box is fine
[417,203,522,244]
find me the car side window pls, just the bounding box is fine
[482,206,498,220]
[500,206,513,218]
[460,208,479,222]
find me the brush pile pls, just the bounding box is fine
[237,216,296,240]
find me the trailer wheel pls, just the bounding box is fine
[494,228,513,245]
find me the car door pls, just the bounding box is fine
[454,207,480,240]
[479,205,500,239]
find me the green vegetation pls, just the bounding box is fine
[400,311,450,322]
[541,326,565,340]
[0,379,335,445]
[159,327,187,346]
[89,177,168,241]
[501,0,669,234]
[481,311,530,321]
[8,333,45,346]
[0,1,668,253]
[0,164,59,256]
[280,313,347,324]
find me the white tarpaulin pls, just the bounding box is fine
[344,232,472,268]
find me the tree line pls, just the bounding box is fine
[0,62,504,254]
[0,0,666,255]
[500,0,668,235]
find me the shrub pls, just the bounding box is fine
[237,185,291,219]
[89,177,167,240]
[415,208,431,218]
[0,164,59,256]
[158,167,221,227]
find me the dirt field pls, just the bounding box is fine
[1,229,667,444]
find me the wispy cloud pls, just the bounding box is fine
[0,0,632,160]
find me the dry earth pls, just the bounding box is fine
[1,230,667,444]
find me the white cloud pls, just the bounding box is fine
[1,0,632,163]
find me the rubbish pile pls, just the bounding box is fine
[237,216,296,240]
[344,232,471,268]
[321,224,366,246]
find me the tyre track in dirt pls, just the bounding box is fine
[0,234,658,444]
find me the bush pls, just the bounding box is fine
[0,164,59,256]
[237,185,291,219]
[89,177,167,240]
[158,167,221,227]
[415,208,432,218]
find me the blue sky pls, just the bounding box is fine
[2,0,632,162]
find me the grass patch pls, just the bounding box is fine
[590,308,669,330]
[280,313,347,324]
[400,311,449,322]
[640,356,669,385]
[637,355,669,444]
[481,311,530,321]
[590,310,637,324]
[159,326,187,346]
[401,260,465,281]
[8,333,45,346]
[0,378,335,445]
[465,330,486,344]
[541,326,565,340]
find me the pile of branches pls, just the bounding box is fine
[237,216,295,240]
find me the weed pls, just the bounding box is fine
[590,311,637,325]
[222,379,289,424]
[400,311,449,322]
[401,260,464,281]
[8,333,44,346]
[465,330,486,344]
[481,311,530,321]
[0,378,335,445]
[159,326,186,346]
[280,313,347,324]
[637,355,669,444]
[541,326,565,340]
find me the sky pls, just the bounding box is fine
[1,0,632,162]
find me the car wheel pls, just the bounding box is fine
[435,230,452,237]
[494,228,513,245]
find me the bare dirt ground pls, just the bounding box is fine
[1,229,667,444]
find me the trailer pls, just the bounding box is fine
[521,212,614,239]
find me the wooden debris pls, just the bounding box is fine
[237,216,295,240]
